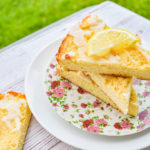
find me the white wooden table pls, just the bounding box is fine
[1,1,150,150]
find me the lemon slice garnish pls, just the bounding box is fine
[88,28,140,58]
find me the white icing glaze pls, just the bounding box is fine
[122,92,130,100]
[0,95,26,132]
[70,23,92,47]
[67,51,75,57]
[69,23,92,58]
[61,54,65,59]
[68,15,120,64]
[87,15,106,32]
[78,53,120,64]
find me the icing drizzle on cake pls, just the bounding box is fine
[67,15,120,64]
[0,94,26,132]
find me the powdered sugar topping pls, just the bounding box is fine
[0,94,26,131]
[68,15,120,64]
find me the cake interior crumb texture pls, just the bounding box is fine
[56,65,139,116]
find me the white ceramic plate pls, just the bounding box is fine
[44,55,150,136]
[25,38,150,150]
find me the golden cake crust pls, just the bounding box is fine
[57,15,150,80]
[57,34,75,62]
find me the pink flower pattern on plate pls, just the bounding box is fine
[52,103,57,107]
[114,123,122,130]
[133,78,140,85]
[50,64,55,69]
[46,91,51,97]
[83,120,93,128]
[81,103,87,108]
[94,119,107,126]
[139,110,148,121]
[53,87,65,98]
[77,87,87,94]
[92,100,100,108]
[120,121,131,129]
[79,114,84,118]
[48,74,52,78]
[145,82,150,87]
[63,104,69,110]
[51,81,60,89]
[60,81,72,90]
[87,124,101,133]
[143,115,150,126]
[142,91,149,97]
[137,124,144,130]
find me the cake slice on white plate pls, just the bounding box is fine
[56,65,139,116]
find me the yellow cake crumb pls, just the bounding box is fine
[56,65,139,116]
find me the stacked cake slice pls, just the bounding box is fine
[57,65,138,116]
[56,15,150,116]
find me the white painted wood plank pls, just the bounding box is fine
[51,142,80,150]
[24,118,60,150]
[0,1,150,150]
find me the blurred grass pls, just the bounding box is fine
[0,0,150,49]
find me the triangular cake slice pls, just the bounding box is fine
[56,65,139,116]
[87,73,133,114]
[57,15,150,80]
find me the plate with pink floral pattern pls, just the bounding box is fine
[44,56,150,136]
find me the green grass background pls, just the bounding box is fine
[0,0,150,49]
